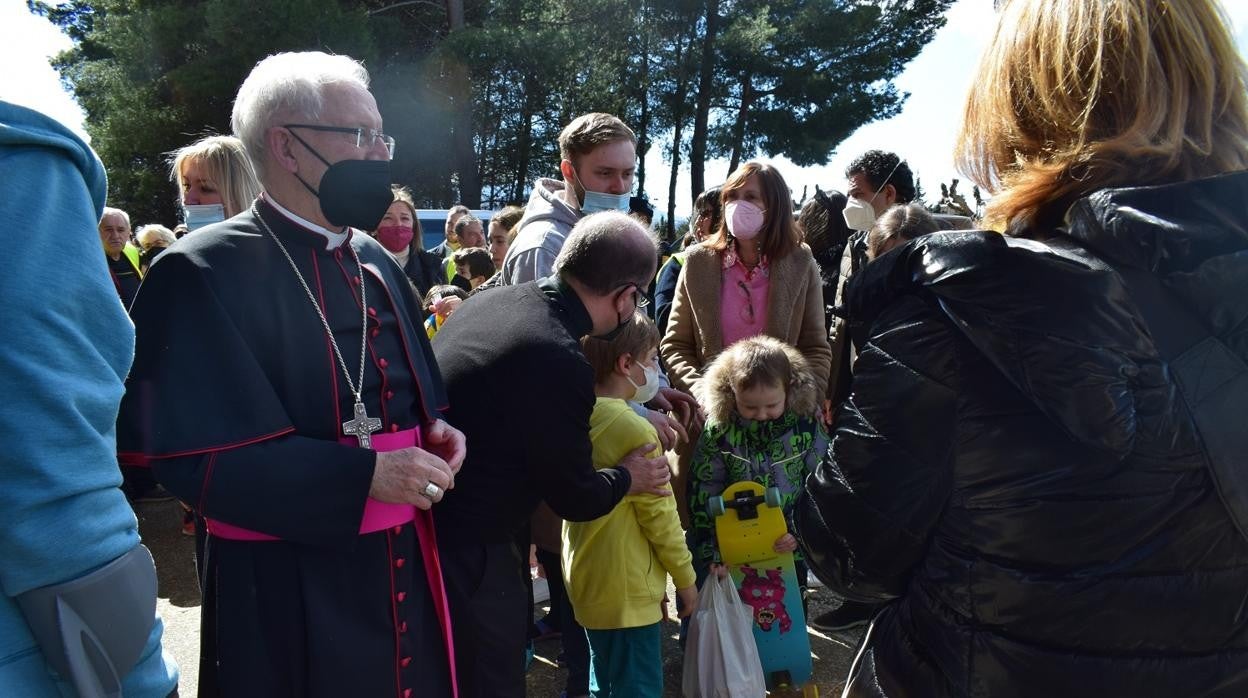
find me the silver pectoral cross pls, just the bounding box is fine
[343,401,383,449]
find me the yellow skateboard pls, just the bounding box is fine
[710,480,818,697]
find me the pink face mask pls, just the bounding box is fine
[725,200,766,240]
[376,225,414,253]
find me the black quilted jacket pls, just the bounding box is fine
[797,171,1248,697]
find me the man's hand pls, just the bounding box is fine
[645,409,686,451]
[369,447,455,510]
[821,399,835,427]
[647,386,704,434]
[616,443,671,496]
[676,585,698,619]
[424,419,467,475]
[773,533,798,554]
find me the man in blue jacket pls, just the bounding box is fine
[0,100,178,696]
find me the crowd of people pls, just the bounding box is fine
[2,0,1248,696]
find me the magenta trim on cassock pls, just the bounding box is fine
[202,426,460,696]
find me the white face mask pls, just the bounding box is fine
[842,197,878,232]
[843,157,904,232]
[628,361,662,405]
[184,203,226,231]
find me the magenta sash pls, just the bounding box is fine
[203,427,459,697]
[204,429,425,538]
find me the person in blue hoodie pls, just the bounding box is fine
[0,100,178,696]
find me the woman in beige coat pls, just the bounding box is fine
[661,161,831,524]
[662,161,831,397]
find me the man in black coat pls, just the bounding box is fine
[432,211,673,698]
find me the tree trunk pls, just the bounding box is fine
[447,67,480,206]
[445,0,480,207]
[446,0,463,30]
[666,119,684,240]
[636,56,651,196]
[634,0,651,197]
[477,79,497,207]
[665,25,694,239]
[727,74,754,174]
[513,74,538,203]
[689,0,719,204]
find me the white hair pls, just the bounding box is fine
[99,206,130,228]
[136,224,176,249]
[230,51,371,181]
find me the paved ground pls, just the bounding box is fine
[135,500,203,696]
[138,499,860,697]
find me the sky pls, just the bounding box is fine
[5,0,1248,219]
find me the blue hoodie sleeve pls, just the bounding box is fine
[0,101,178,696]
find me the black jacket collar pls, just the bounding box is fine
[538,276,593,339]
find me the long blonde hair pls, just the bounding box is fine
[170,135,262,218]
[957,0,1248,232]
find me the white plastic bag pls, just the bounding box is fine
[682,572,767,698]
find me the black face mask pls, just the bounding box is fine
[592,311,631,341]
[288,131,393,230]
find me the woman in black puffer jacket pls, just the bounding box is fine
[797,1,1248,696]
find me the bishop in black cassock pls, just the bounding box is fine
[119,197,457,697]
[117,52,461,698]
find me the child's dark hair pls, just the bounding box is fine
[423,284,468,307]
[451,246,495,279]
[580,311,660,385]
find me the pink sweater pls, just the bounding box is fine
[719,243,770,347]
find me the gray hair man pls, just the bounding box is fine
[117,51,462,696]
[98,206,143,308]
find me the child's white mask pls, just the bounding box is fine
[628,362,662,404]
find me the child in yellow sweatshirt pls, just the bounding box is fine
[564,311,698,697]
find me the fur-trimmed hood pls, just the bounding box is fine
[696,337,821,426]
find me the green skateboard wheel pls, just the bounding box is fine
[708,496,725,517]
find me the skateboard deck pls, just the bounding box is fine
[710,480,816,695]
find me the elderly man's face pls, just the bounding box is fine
[99,213,131,256]
[289,82,388,189]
